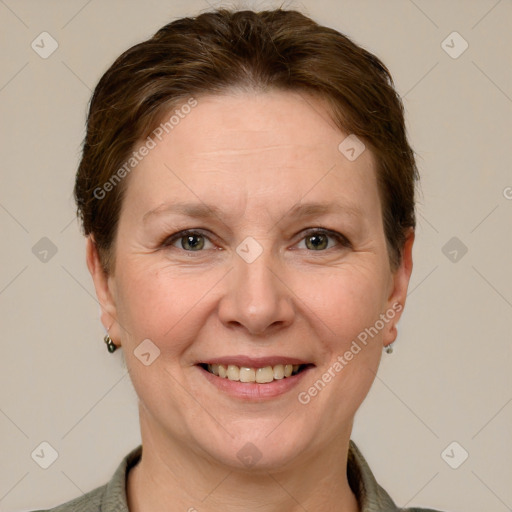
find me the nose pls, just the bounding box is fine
[217,248,295,337]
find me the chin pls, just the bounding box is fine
[189,421,315,472]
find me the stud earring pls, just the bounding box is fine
[104,333,117,353]
[384,343,394,354]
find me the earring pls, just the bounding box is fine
[384,343,394,354]
[104,334,117,353]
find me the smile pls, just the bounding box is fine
[202,363,309,383]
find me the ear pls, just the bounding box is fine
[382,229,415,347]
[86,236,121,348]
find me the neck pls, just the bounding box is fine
[127,412,360,512]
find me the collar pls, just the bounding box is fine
[100,441,399,511]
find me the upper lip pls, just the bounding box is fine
[198,356,313,367]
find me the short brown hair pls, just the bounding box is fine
[75,8,418,272]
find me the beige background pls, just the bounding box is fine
[1,0,511,511]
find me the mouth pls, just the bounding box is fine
[198,362,314,384]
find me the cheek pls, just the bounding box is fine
[113,257,223,348]
[297,261,390,345]
[290,263,389,436]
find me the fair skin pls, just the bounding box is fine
[87,90,414,512]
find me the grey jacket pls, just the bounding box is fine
[33,441,445,511]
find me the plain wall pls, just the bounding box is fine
[0,1,511,511]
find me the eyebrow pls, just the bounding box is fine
[287,201,361,219]
[142,200,361,224]
[143,202,221,223]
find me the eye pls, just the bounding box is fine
[163,230,215,251]
[297,229,350,251]
[160,228,350,253]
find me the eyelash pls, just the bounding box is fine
[160,228,352,253]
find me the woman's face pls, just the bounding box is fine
[89,90,413,470]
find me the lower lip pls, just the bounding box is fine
[198,365,313,400]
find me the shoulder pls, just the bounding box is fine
[403,509,446,512]
[30,445,142,512]
[403,509,447,512]
[29,483,105,512]
[348,440,449,512]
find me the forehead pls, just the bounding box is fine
[159,90,358,165]
[122,90,380,222]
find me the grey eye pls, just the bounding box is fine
[305,233,329,250]
[180,234,206,251]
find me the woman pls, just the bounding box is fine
[36,8,444,512]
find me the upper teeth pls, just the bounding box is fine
[207,364,301,383]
